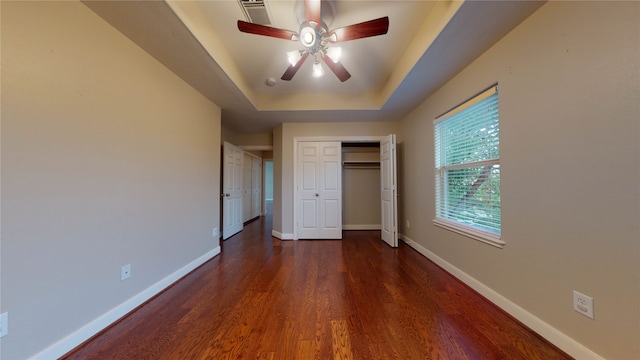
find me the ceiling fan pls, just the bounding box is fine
[237,0,389,82]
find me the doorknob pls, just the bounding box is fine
[225,193,231,197]
[315,193,319,197]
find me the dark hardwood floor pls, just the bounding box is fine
[63,211,571,359]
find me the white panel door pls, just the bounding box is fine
[242,153,252,222]
[319,143,342,238]
[298,142,320,239]
[223,142,244,239]
[380,134,398,247]
[297,142,342,239]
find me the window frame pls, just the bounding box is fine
[433,84,504,248]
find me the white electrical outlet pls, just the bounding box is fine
[573,291,594,319]
[213,227,219,238]
[406,220,410,228]
[0,312,8,338]
[120,264,132,282]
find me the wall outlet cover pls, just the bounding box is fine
[121,264,132,281]
[573,290,594,319]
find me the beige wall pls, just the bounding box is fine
[1,2,222,359]
[236,132,273,147]
[221,128,272,149]
[273,122,399,237]
[272,124,284,235]
[399,2,639,359]
[221,126,239,145]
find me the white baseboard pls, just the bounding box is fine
[30,246,221,360]
[272,230,294,240]
[399,234,603,360]
[343,224,381,230]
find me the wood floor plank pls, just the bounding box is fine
[62,213,572,360]
[330,320,354,360]
[296,339,315,359]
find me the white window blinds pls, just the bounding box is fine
[434,85,503,247]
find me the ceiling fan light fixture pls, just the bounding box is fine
[312,61,324,78]
[326,47,341,63]
[287,50,302,66]
[299,26,316,48]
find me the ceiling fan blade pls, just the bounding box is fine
[281,52,310,81]
[305,0,321,27]
[329,16,389,43]
[237,20,298,41]
[322,56,351,82]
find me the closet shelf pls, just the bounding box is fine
[342,161,380,169]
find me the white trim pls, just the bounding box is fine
[439,158,499,171]
[343,224,381,230]
[272,230,294,240]
[240,145,273,151]
[433,218,504,248]
[294,136,383,142]
[243,150,261,160]
[398,234,604,360]
[435,84,498,123]
[29,247,221,360]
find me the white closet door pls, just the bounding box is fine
[380,134,398,247]
[297,141,342,239]
[223,142,244,240]
[318,143,342,238]
[298,142,320,239]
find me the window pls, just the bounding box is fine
[434,85,503,247]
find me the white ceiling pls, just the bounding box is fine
[83,0,544,134]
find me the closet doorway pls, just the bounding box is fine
[342,142,381,230]
[293,135,397,247]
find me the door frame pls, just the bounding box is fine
[293,136,386,240]
[236,145,273,217]
[242,151,262,222]
[262,159,273,216]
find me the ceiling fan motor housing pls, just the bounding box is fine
[298,21,328,56]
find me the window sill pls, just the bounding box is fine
[433,218,505,248]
